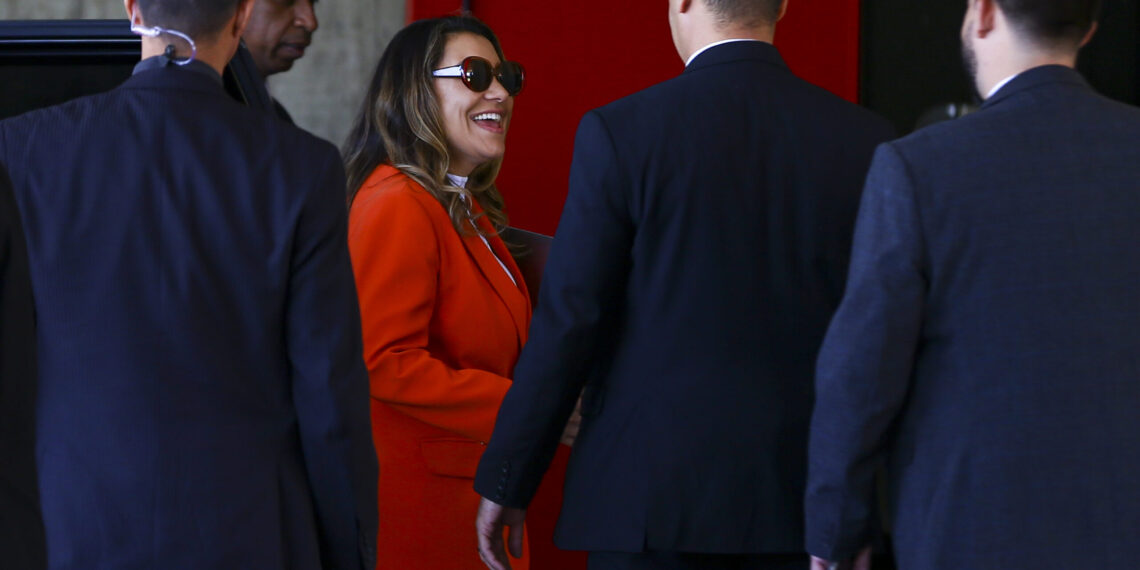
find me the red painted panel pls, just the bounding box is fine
[778,0,862,103]
[409,0,861,234]
[407,0,463,23]
[408,1,862,235]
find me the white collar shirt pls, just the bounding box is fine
[685,39,764,67]
[446,173,517,287]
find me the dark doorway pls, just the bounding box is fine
[860,0,1139,134]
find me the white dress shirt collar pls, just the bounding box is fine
[446,173,468,188]
[986,72,1021,100]
[445,173,517,287]
[685,39,763,67]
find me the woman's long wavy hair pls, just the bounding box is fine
[342,15,511,237]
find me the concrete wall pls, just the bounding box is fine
[0,0,406,146]
[270,0,405,146]
[0,2,120,19]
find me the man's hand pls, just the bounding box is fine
[560,397,583,447]
[476,497,526,570]
[810,547,872,570]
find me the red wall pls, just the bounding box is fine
[411,0,862,235]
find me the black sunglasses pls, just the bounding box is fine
[433,56,525,97]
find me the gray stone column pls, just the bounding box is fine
[270,0,405,146]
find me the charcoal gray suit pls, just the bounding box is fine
[805,65,1140,569]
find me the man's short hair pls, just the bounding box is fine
[996,0,1102,46]
[703,0,783,28]
[137,0,242,39]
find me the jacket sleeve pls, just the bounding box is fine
[348,182,513,444]
[0,159,49,570]
[804,143,927,560]
[286,148,378,570]
[474,110,635,508]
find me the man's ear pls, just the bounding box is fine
[776,0,789,23]
[124,0,142,26]
[678,0,694,15]
[232,0,257,39]
[1078,21,1098,48]
[975,0,997,38]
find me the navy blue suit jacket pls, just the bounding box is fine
[0,60,377,569]
[474,42,893,553]
[805,66,1140,569]
[0,161,46,569]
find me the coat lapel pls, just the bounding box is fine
[460,201,532,349]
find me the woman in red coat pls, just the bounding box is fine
[342,15,576,569]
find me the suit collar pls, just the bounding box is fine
[123,57,227,96]
[982,65,1089,109]
[683,40,786,75]
[459,200,532,349]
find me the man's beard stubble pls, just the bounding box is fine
[960,21,981,98]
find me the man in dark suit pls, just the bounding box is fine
[473,0,893,568]
[805,1,1140,569]
[240,0,320,122]
[0,162,46,570]
[0,0,377,567]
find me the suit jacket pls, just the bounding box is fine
[227,43,294,124]
[805,66,1140,569]
[0,58,377,569]
[0,161,46,570]
[473,41,894,553]
[348,165,533,569]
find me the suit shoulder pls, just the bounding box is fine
[0,89,117,136]
[0,90,121,167]
[231,104,339,162]
[883,104,998,167]
[589,65,893,141]
[1088,90,1140,123]
[590,74,685,121]
[351,167,441,224]
[766,70,896,139]
[348,167,448,254]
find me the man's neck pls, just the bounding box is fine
[978,45,1078,99]
[682,24,774,65]
[141,36,233,76]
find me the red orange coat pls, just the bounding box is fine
[348,164,531,569]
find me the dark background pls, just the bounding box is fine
[0,21,138,121]
[861,0,1139,134]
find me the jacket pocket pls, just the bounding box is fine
[420,438,487,479]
